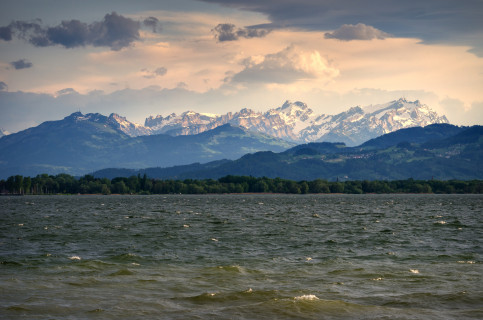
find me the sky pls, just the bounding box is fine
[0,0,482,133]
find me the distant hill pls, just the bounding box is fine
[0,113,294,178]
[359,123,465,150]
[93,125,482,181]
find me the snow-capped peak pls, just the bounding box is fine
[106,113,152,137]
[0,128,9,137]
[270,100,315,130]
[363,98,420,115]
[138,98,449,145]
[66,111,108,123]
[62,98,449,145]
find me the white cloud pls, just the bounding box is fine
[232,45,339,84]
[325,23,391,41]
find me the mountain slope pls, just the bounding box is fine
[0,113,294,178]
[359,123,465,150]
[0,112,132,177]
[93,125,482,181]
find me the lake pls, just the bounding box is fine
[1,194,482,319]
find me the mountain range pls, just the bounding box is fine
[93,124,483,181]
[0,97,478,181]
[0,112,293,178]
[110,98,448,146]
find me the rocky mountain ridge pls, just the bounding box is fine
[111,98,449,146]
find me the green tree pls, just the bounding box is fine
[14,175,23,194]
[253,180,269,193]
[330,182,344,193]
[299,181,309,194]
[112,181,129,194]
[23,177,32,194]
[309,179,330,193]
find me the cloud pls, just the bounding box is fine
[199,0,483,55]
[142,67,168,79]
[10,59,33,70]
[143,17,160,33]
[0,12,140,50]
[213,23,270,41]
[0,26,12,41]
[232,45,339,84]
[325,23,390,41]
[0,81,7,91]
[56,88,78,96]
[154,67,167,76]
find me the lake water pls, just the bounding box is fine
[1,194,482,319]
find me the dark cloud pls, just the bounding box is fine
[143,17,160,33]
[0,12,140,50]
[10,59,33,70]
[45,20,90,48]
[213,23,270,41]
[88,12,140,50]
[56,88,78,96]
[0,26,12,41]
[142,67,168,79]
[325,23,391,41]
[199,0,483,55]
[154,67,167,76]
[0,81,7,91]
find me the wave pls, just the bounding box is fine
[293,294,319,300]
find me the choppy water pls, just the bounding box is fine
[1,194,482,319]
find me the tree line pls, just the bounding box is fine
[1,174,481,195]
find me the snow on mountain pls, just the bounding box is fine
[144,111,221,136]
[62,111,150,137]
[66,98,448,146]
[108,113,152,136]
[0,128,9,138]
[298,99,448,145]
[139,98,448,146]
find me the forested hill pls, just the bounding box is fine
[93,124,483,181]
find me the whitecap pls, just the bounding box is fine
[69,256,81,260]
[410,269,419,274]
[294,294,319,301]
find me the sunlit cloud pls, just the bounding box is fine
[231,45,339,84]
[325,23,391,41]
[0,1,481,132]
